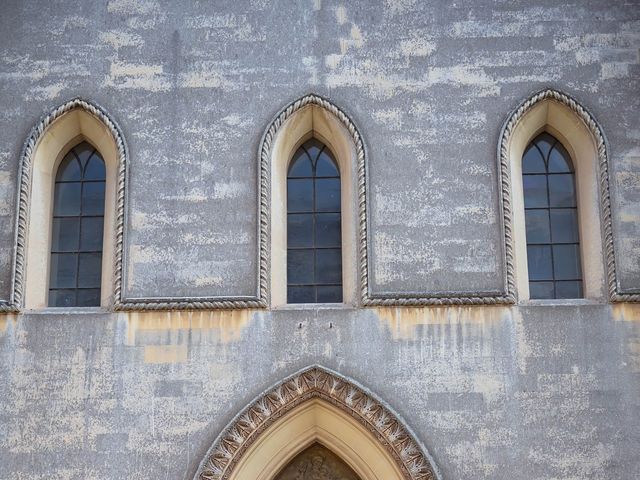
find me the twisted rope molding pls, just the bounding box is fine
[194,366,439,480]
[500,88,638,303]
[1,99,128,312]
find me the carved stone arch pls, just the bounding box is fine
[194,366,440,480]
[262,94,369,306]
[0,98,128,312]
[499,88,635,302]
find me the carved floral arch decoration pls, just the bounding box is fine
[194,366,439,480]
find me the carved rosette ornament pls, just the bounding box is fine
[195,366,438,480]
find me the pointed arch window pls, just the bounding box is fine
[287,139,342,303]
[49,142,106,307]
[523,133,582,299]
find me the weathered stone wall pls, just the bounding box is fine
[0,0,639,479]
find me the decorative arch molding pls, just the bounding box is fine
[0,98,128,312]
[194,366,439,480]
[499,88,636,302]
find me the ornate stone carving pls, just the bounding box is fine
[499,88,637,302]
[194,366,438,480]
[274,443,361,480]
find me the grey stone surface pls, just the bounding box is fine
[1,0,638,300]
[0,1,640,479]
[0,305,639,479]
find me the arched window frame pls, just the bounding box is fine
[266,95,366,307]
[8,99,127,310]
[500,89,616,302]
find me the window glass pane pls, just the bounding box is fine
[287,249,314,284]
[527,245,553,281]
[288,286,315,304]
[78,253,102,288]
[287,179,313,212]
[317,285,342,303]
[316,249,342,284]
[49,289,76,307]
[77,289,101,306]
[529,281,554,299]
[304,140,323,163]
[288,153,312,177]
[315,213,341,247]
[56,157,82,181]
[288,213,313,248]
[80,217,104,251]
[550,209,579,243]
[523,175,548,208]
[522,145,546,173]
[53,183,81,216]
[524,210,550,244]
[552,244,582,280]
[548,144,572,173]
[535,133,555,159]
[83,155,106,180]
[548,174,576,207]
[315,178,341,212]
[51,218,80,252]
[49,253,77,289]
[316,153,339,177]
[555,281,583,299]
[73,142,94,169]
[82,182,105,215]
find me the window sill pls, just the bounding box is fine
[273,303,356,311]
[24,306,110,315]
[518,298,606,307]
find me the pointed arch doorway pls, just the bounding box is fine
[194,366,439,480]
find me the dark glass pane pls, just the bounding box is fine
[51,217,80,252]
[82,182,105,215]
[315,178,341,212]
[523,175,548,208]
[49,289,76,307]
[548,174,576,207]
[288,213,313,248]
[77,289,101,307]
[550,209,579,243]
[522,145,546,174]
[555,281,583,299]
[304,139,323,164]
[84,155,106,181]
[56,156,81,181]
[74,143,94,170]
[287,249,314,284]
[548,143,573,173]
[527,245,553,281]
[287,179,313,212]
[524,210,550,244]
[315,213,341,247]
[49,253,77,288]
[317,285,342,303]
[80,217,104,250]
[53,183,81,215]
[552,244,582,280]
[288,286,315,304]
[288,153,312,177]
[535,133,555,159]
[78,253,102,288]
[316,152,339,177]
[316,249,342,284]
[529,281,554,299]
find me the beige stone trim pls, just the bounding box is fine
[1,98,127,312]
[194,366,439,480]
[499,88,636,302]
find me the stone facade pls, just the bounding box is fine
[0,1,639,479]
